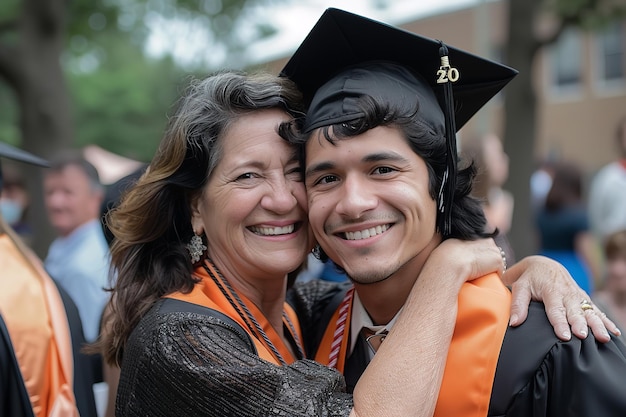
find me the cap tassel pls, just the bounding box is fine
[436,41,459,236]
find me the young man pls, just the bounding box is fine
[282,9,626,416]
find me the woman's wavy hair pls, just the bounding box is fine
[100,71,304,365]
[280,94,493,263]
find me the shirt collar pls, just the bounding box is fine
[349,290,403,355]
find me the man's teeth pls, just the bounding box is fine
[344,224,390,241]
[250,225,295,236]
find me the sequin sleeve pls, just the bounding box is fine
[289,280,353,356]
[116,300,353,417]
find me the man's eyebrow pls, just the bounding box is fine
[305,161,335,179]
[362,151,410,164]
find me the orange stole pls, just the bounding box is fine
[316,273,511,417]
[165,264,303,366]
[434,273,511,417]
[0,233,78,417]
[314,291,354,373]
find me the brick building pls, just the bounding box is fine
[255,0,626,176]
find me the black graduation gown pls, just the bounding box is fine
[0,314,35,417]
[289,281,626,417]
[489,301,626,416]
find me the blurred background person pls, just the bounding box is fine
[0,164,33,246]
[43,151,111,344]
[536,161,601,294]
[0,142,80,417]
[100,164,147,246]
[593,229,626,344]
[530,157,556,215]
[462,132,515,263]
[589,115,626,243]
[42,151,111,416]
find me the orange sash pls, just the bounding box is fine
[0,231,79,417]
[165,261,304,366]
[314,288,354,373]
[317,273,511,417]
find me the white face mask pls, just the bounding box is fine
[0,199,24,225]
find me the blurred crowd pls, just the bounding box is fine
[458,116,626,343]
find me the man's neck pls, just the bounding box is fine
[353,242,436,325]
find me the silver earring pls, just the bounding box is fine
[187,234,207,264]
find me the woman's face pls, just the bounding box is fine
[191,109,312,282]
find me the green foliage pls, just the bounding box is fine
[545,0,626,30]
[67,0,120,38]
[0,0,19,20]
[67,31,192,161]
[0,84,18,145]
[1,0,289,159]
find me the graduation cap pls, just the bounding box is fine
[0,142,49,167]
[0,142,49,191]
[280,8,518,235]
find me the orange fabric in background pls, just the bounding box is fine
[0,232,78,417]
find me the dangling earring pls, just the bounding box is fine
[187,234,207,264]
[311,244,321,260]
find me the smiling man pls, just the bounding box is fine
[281,8,626,416]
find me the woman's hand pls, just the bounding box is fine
[505,255,621,342]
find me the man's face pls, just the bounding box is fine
[304,125,439,284]
[44,164,102,237]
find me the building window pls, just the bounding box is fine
[550,28,583,95]
[594,21,625,91]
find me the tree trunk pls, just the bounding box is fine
[17,0,73,257]
[504,0,542,258]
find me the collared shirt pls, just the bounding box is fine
[45,219,111,342]
[589,160,626,241]
[348,291,402,360]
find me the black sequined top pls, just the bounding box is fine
[116,291,353,417]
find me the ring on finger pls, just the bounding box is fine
[580,299,593,312]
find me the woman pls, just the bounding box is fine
[536,161,602,294]
[101,71,615,417]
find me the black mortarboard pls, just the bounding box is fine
[0,142,49,167]
[280,8,518,235]
[0,142,49,191]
